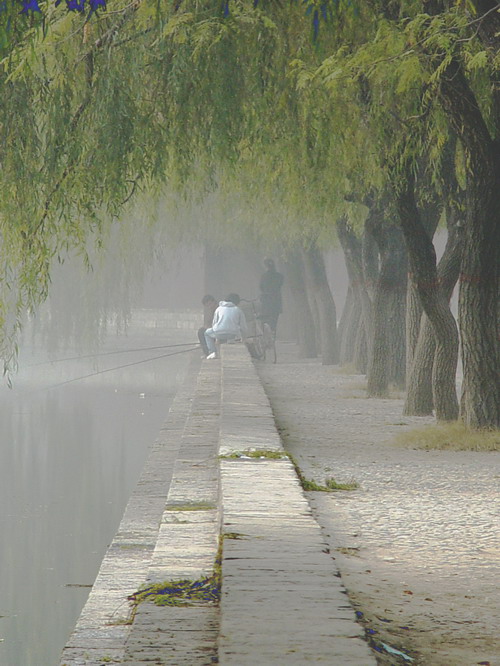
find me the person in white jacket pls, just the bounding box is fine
[204,293,248,359]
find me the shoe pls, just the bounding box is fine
[206,352,218,360]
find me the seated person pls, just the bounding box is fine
[198,294,218,356]
[204,293,248,359]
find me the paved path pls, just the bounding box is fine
[218,347,374,665]
[61,343,376,664]
[257,342,500,666]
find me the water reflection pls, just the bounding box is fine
[0,334,193,666]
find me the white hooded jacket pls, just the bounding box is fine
[211,301,248,338]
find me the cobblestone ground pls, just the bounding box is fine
[257,343,499,666]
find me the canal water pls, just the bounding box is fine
[0,328,196,666]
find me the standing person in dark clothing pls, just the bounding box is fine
[198,294,218,356]
[259,258,284,333]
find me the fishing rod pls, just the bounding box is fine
[27,341,198,367]
[37,345,199,393]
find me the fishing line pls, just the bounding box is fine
[34,345,199,393]
[26,341,198,367]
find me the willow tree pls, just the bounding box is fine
[1,0,498,428]
[293,0,498,425]
[416,2,500,427]
[339,0,500,426]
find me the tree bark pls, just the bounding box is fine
[365,202,407,395]
[406,276,424,384]
[404,216,464,415]
[397,169,460,421]
[336,216,373,370]
[337,284,352,348]
[301,242,339,364]
[353,312,368,373]
[405,192,441,381]
[338,286,358,364]
[404,313,436,416]
[437,59,500,428]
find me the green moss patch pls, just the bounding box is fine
[325,477,359,491]
[165,501,216,512]
[288,453,358,492]
[129,575,220,608]
[129,538,222,611]
[220,449,286,460]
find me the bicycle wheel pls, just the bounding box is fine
[251,334,266,360]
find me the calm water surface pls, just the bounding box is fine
[0,331,194,666]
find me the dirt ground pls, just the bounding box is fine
[257,343,499,666]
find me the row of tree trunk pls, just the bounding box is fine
[282,2,500,430]
[281,170,498,429]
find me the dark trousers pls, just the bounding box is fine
[198,327,209,355]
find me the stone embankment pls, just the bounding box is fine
[60,344,375,665]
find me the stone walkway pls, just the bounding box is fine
[218,348,374,665]
[61,343,376,665]
[257,343,500,666]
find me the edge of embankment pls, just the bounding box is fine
[61,343,376,665]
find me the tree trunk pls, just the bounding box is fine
[437,59,500,428]
[365,202,407,396]
[404,313,436,416]
[458,179,500,427]
[405,193,440,380]
[414,4,500,427]
[301,242,339,364]
[338,286,358,364]
[397,170,459,421]
[337,284,352,346]
[406,276,424,383]
[353,313,368,373]
[336,216,373,369]
[404,212,464,416]
[283,250,317,358]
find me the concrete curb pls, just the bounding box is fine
[218,345,376,664]
[61,344,375,665]
[60,352,208,665]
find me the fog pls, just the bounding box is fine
[0,239,204,664]
[6,201,437,664]
[0,216,353,661]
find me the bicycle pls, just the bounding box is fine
[240,298,277,364]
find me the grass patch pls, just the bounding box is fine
[288,453,358,492]
[128,575,220,608]
[129,538,222,612]
[325,477,359,491]
[394,421,500,452]
[165,502,216,511]
[300,477,334,491]
[220,449,286,460]
[222,450,360,491]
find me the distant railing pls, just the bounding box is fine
[129,309,202,332]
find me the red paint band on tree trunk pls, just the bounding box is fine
[459,273,481,284]
[414,279,441,290]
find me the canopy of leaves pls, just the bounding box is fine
[1,0,499,370]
